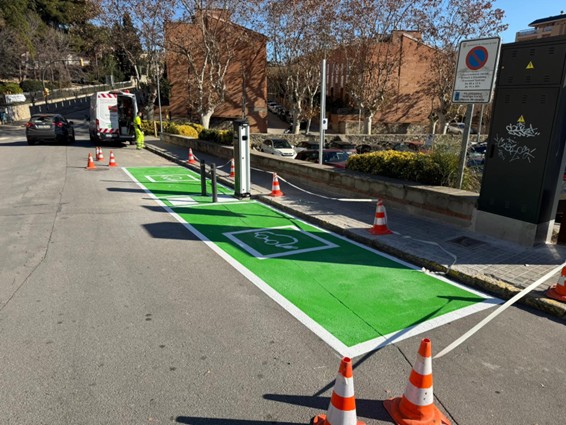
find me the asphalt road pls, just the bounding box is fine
[1,120,565,425]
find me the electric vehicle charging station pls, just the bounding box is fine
[233,119,251,198]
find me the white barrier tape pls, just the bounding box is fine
[251,166,459,268]
[434,263,566,359]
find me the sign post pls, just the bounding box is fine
[452,37,501,189]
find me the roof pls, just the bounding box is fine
[529,13,566,27]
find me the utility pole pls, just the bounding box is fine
[319,59,327,165]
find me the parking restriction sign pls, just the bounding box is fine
[453,37,501,103]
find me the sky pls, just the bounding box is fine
[494,0,566,43]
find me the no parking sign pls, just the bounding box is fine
[453,37,501,103]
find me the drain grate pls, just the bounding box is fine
[447,236,486,247]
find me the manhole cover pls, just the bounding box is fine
[448,236,486,247]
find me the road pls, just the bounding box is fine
[0,118,565,425]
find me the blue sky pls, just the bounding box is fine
[495,0,565,43]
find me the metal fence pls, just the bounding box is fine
[1,80,134,106]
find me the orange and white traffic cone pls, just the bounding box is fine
[311,357,365,425]
[547,266,566,303]
[270,173,284,197]
[108,150,118,167]
[97,147,104,161]
[369,199,392,235]
[86,153,96,169]
[229,158,235,178]
[187,148,197,164]
[384,338,451,425]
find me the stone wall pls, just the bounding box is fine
[161,132,479,227]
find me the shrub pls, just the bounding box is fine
[19,80,44,93]
[348,147,477,190]
[0,82,23,94]
[190,123,204,135]
[198,128,233,145]
[176,124,198,138]
[139,120,154,135]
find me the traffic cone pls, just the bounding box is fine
[86,153,96,169]
[97,147,104,161]
[547,266,566,303]
[187,148,197,164]
[311,357,365,425]
[229,158,235,178]
[108,151,118,167]
[270,173,284,197]
[369,199,392,235]
[384,338,450,425]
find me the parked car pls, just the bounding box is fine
[355,144,383,154]
[295,149,353,168]
[447,122,478,135]
[295,141,320,153]
[325,140,357,153]
[260,138,297,158]
[25,113,75,145]
[467,142,487,167]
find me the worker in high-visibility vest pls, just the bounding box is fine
[133,111,144,150]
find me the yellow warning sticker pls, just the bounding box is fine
[518,116,525,123]
[526,61,534,69]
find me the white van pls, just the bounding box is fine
[89,91,138,144]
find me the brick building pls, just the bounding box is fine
[165,11,268,132]
[326,31,439,134]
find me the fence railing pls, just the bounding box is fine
[1,80,135,106]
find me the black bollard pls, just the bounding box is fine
[200,159,207,196]
[211,163,218,203]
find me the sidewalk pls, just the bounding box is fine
[144,137,566,319]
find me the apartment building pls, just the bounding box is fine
[165,10,268,132]
[326,31,439,134]
[515,12,566,42]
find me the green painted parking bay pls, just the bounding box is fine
[125,166,499,357]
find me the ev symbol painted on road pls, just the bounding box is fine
[224,225,338,259]
[254,231,298,250]
[466,46,488,70]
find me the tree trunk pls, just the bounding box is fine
[201,109,214,129]
[364,114,373,135]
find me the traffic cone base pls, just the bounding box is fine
[547,285,566,303]
[546,266,566,303]
[311,414,365,425]
[270,173,284,197]
[96,147,104,161]
[384,396,450,425]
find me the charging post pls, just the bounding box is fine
[233,119,251,199]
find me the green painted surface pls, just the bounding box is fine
[127,166,486,347]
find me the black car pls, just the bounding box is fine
[325,140,357,153]
[26,113,75,145]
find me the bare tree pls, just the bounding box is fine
[96,0,176,116]
[165,1,264,128]
[265,0,339,134]
[415,0,507,134]
[337,0,427,135]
